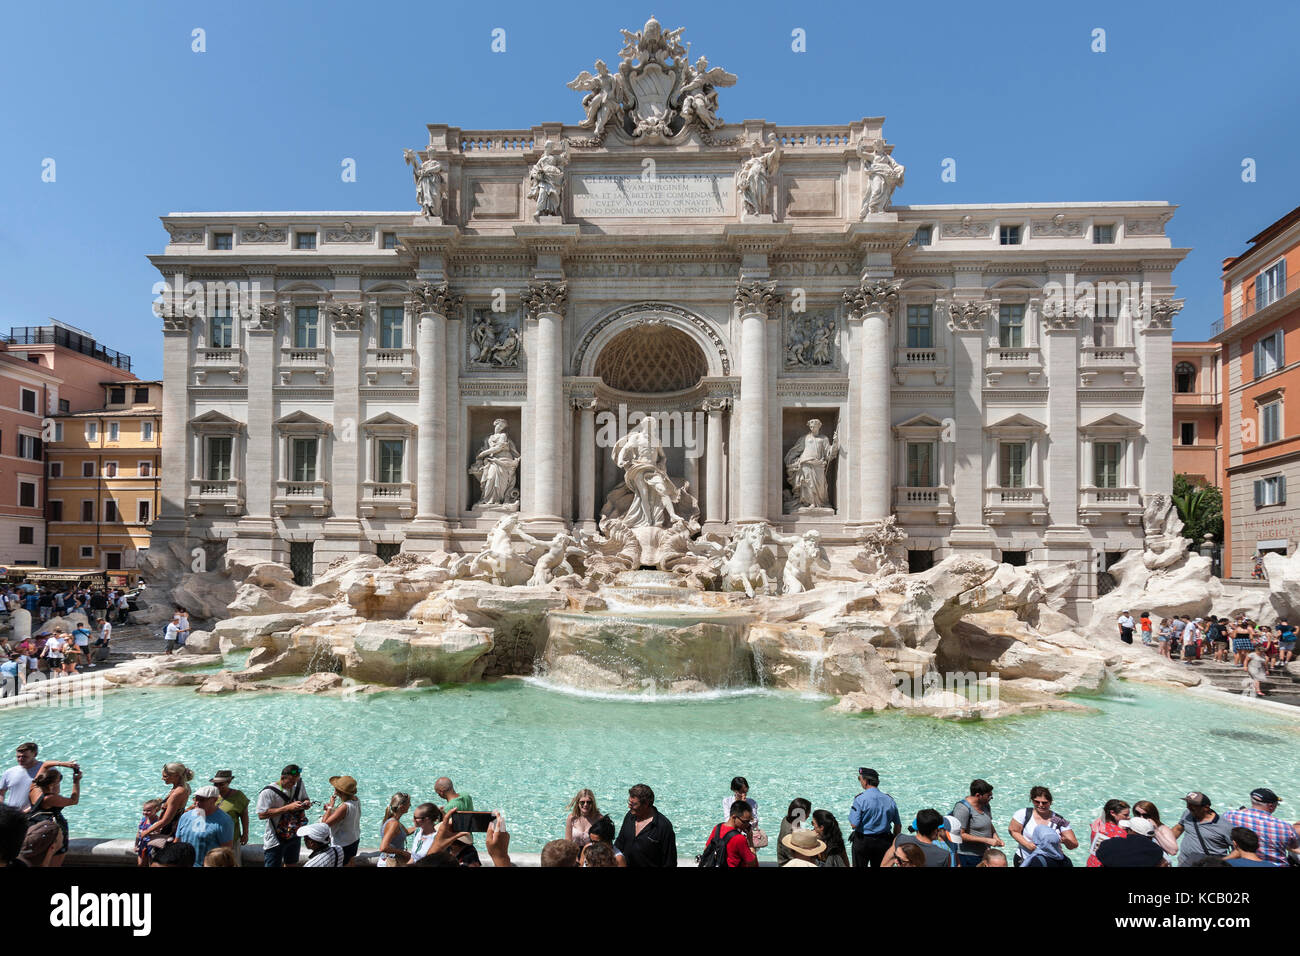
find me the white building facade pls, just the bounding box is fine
[149,19,1186,608]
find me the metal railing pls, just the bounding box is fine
[5,326,132,371]
[1220,266,1300,332]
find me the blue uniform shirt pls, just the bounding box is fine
[849,787,901,836]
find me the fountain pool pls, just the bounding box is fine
[5,680,1297,859]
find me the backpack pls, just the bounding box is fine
[261,784,306,842]
[697,824,747,867]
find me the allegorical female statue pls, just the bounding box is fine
[469,419,521,507]
[612,417,682,528]
[737,142,780,216]
[784,419,839,511]
[403,148,445,219]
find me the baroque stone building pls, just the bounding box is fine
[150,17,1186,607]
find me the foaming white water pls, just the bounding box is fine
[521,675,782,703]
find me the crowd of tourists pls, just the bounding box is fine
[1116,610,1296,695]
[1,583,135,626]
[0,743,1296,868]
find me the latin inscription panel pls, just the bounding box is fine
[571,173,735,218]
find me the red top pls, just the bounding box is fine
[707,823,757,867]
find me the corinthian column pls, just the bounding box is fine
[410,281,460,521]
[844,280,899,522]
[524,281,568,521]
[735,281,780,523]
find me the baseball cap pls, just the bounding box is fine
[296,822,333,844]
[1184,791,1211,808]
[1250,788,1281,804]
[194,785,220,800]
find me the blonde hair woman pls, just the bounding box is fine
[377,792,412,867]
[137,762,193,862]
[565,789,602,847]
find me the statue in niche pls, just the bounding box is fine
[768,528,832,594]
[786,312,835,368]
[737,141,780,216]
[607,417,683,529]
[527,140,570,218]
[403,148,445,219]
[858,140,905,216]
[469,419,521,508]
[784,419,839,512]
[469,311,520,367]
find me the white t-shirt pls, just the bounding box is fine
[0,763,41,810]
[1117,615,1135,631]
[164,622,180,643]
[43,636,65,659]
[99,622,112,643]
[1011,807,1074,862]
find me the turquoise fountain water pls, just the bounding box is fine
[5,680,1297,859]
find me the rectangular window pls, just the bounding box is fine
[1256,261,1287,310]
[48,461,62,478]
[20,388,37,413]
[1253,329,1284,377]
[209,307,234,348]
[1179,422,1196,446]
[1092,295,1119,347]
[1261,401,1282,444]
[380,307,405,349]
[17,434,42,460]
[1093,224,1115,244]
[108,422,120,442]
[295,232,317,250]
[1094,441,1121,488]
[51,422,63,442]
[294,306,319,349]
[911,226,932,247]
[377,439,405,484]
[105,552,122,571]
[85,422,99,442]
[47,546,60,567]
[998,304,1025,348]
[109,386,126,404]
[141,421,154,442]
[81,461,94,478]
[905,442,934,487]
[58,399,69,414]
[206,436,232,481]
[291,438,318,482]
[134,387,150,404]
[104,461,118,478]
[104,500,118,522]
[999,442,1027,487]
[905,305,933,348]
[18,526,33,545]
[18,482,36,508]
[138,500,151,523]
[1255,475,1287,507]
[81,500,94,522]
[49,500,63,521]
[139,461,153,477]
[382,232,399,250]
[80,545,93,560]
[213,232,233,250]
[999,224,1021,245]
[290,541,314,586]
[1001,550,1028,567]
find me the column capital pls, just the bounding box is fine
[326,301,365,332]
[702,396,733,413]
[524,281,569,319]
[843,279,900,321]
[1139,297,1182,334]
[408,280,462,317]
[944,298,993,335]
[1039,296,1081,334]
[734,280,780,317]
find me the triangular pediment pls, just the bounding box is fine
[986,413,1046,430]
[896,413,945,429]
[362,412,414,428]
[190,410,241,426]
[275,410,328,427]
[1082,412,1142,429]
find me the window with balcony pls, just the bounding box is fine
[999,442,1027,487]
[1175,362,1197,393]
[1261,400,1282,445]
[1256,261,1287,310]
[905,442,934,487]
[1180,422,1196,446]
[1254,329,1284,377]
[294,306,319,349]
[209,308,234,348]
[1255,475,1286,507]
[1094,441,1121,488]
[999,224,1021,245]
[380,307,405,349]
[377,439,405,485]
[906,305,933,348]
[291,438,319,482]
[998,304,1025,348]
[206,436,232,481]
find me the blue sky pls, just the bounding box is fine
[2,0,1297,378]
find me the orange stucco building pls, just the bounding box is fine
[1214,205,1300,578]
[1172,341,1222,488]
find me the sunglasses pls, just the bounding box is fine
[1032,800,1051,807]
